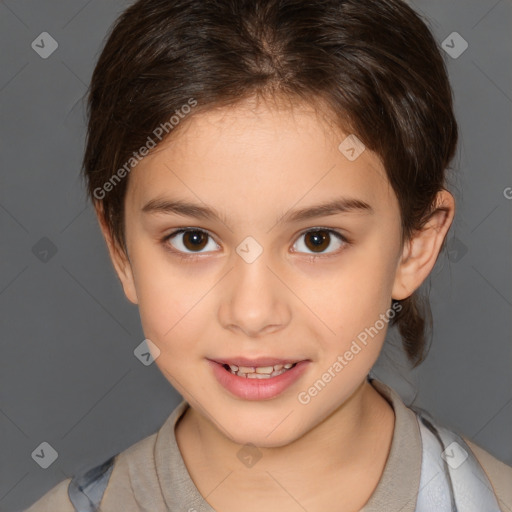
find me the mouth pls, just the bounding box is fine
[207,358,310,400]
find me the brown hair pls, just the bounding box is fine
[82,0,458,368]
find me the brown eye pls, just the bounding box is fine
[165,229,219,254]
[293,228,347,256]
[304,230,331,253]
[182,231,208,251]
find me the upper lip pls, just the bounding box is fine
[208,357,306,367]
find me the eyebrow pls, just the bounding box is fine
[141,196,374,226]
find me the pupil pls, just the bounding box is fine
[306,230,329,252]
[184,231,207,251]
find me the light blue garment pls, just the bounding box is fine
[68,456,115,512]
[414,408,502,511]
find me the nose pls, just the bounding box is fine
[218,251,291,338]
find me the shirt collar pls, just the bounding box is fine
[154,377,422,511]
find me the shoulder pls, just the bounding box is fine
[23,433,158,511]
[463,436,512,512]
[370,378,511,511]
[23,402,187,511]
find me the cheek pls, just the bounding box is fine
[129,247,209,349]
[305,259,398,386]
[303,249,396,335]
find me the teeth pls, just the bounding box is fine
[255,366,275,374]
[238,366,255,373]
[225,362,297,378]
[247,373,275,379]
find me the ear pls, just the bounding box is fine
[94,202,139,305]
[392,190,455,301]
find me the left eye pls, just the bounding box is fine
[292,229,347,255]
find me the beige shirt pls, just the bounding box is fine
[25,378,512,511]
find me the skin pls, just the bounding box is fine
[96,95,455,511]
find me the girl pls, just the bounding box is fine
[25,0,512,510]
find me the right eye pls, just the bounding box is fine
[162,228,220,256]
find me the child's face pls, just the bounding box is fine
[107,98,409,446]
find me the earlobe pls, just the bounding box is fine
[94,202,139,305]
[392,190,455,301]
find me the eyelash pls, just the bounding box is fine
[161,227,351,262]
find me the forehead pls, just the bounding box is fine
[126,98,396,221]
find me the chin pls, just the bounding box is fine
[223,415,304,449]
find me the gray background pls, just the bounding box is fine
[0,0,511,510]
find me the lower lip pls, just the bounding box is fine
[208,360,310,401]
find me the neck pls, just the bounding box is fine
[175,378,395,506]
